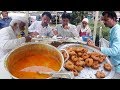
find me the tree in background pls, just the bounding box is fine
[70,11,93,26]
[70,11,83,25]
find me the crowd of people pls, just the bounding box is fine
[28,12,92,38]
[0,11,120,76]
[0,11,92,38]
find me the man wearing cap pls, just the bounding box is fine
[0,18,31,61]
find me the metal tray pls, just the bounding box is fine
[57,43,115,79]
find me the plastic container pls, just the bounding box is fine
[82,36,93,42]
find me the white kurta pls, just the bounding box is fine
[0,26,25,61]
[55,23,79,38]
[28,21,53,37]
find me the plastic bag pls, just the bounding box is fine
[99,38,109,47]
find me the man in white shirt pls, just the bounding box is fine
[0,18,31,61]
[28,12,54,37]
[53,13,79,38]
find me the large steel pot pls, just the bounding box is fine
[4,42,64,79]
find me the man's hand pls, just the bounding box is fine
[87,38,95,47]
[25,36,32,42]
[64,25,70,29]
[52,29,58,35]
[29,32,39,37]
[87,38,101,50]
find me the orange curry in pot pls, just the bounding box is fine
[6,44,62,79]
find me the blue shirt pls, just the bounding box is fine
[0,17,12,29]
[101,24,120,73]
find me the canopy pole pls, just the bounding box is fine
[93,11,99,43]
[25,11,29,36]
[99,26,102,40]
[56,11,57,26]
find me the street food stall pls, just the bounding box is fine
[0,35,115,79]
[0,11,118,79]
